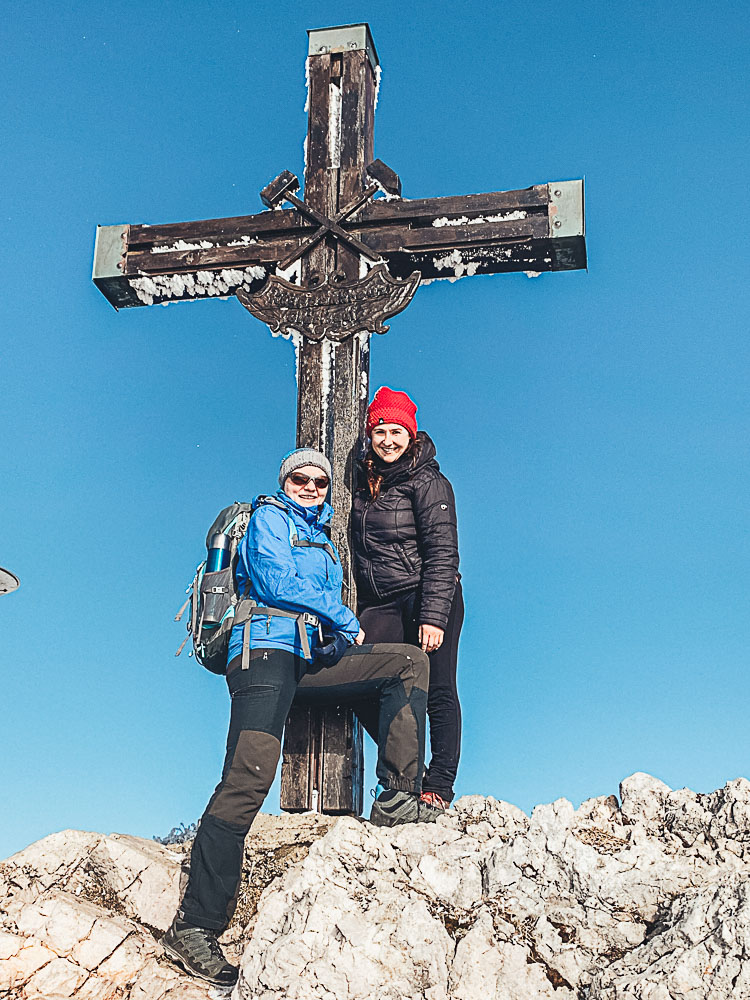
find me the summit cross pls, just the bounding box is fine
[93,22,586,815]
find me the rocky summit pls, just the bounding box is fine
[2,773,750,999]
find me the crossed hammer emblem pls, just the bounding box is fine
[260,160,401,275]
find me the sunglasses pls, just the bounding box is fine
[288,472,330,490]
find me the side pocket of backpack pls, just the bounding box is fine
[194,567,236,674]
[199,567,234,630]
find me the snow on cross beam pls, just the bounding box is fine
[92,181,584,309]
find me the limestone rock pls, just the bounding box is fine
[0,831,207,1000]
[589,873,750,998]
[0,814,334,999]
[3,774,750,998]
[619,772,672,831]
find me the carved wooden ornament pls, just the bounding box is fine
[236,263,421,342]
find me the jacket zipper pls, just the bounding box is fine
[361,502,380,599]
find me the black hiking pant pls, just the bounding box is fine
[180,643,428,932]
[357,580,464,803]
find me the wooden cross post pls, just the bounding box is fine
[93,23,586,816]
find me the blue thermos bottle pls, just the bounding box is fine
[206,532,231,573]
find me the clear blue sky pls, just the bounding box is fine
[2,1,748,860]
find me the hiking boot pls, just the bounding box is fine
[420,790,450,811]
[369,788,441,827]
[161,917,238,987]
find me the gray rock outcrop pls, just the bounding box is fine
[2,773,750,998]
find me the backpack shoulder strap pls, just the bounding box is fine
[253,494,287,512]
[292,536,337,562]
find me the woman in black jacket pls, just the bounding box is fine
[352,386,464,809]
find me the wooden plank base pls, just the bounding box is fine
[281,705,364,815]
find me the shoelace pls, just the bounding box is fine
[420,791,449,810]
[183,926,229,968]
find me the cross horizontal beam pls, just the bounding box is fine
[93,181,584,309]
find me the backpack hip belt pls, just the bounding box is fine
[234,599,320,667]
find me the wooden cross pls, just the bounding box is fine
[93,22,586,816]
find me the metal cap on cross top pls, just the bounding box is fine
[307,23,379,73]
[91,23,586,816]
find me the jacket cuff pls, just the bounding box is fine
[418,612,449,631]
[340,613,360,641]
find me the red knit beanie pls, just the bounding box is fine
[366,386,418,439]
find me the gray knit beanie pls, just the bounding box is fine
[278,447,332,487]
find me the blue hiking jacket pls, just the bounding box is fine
[227,491,359,662]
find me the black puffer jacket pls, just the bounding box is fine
[352,432,459,630]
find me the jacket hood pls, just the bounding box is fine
[255,491,334,527]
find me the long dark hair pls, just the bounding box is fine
[364,436,422,501]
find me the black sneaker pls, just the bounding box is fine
[161,917,238,987]
[369,788,441,827]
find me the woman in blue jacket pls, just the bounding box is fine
[163,448,438,987]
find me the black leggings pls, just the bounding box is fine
[357,580,463,802]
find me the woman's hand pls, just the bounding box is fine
[419,624,444,654]
[355,629,366,645]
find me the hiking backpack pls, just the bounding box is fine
[174,501,255,674]
[175,497,335,674]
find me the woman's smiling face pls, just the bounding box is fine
[370,423,411,463]
[283,465,330,506]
